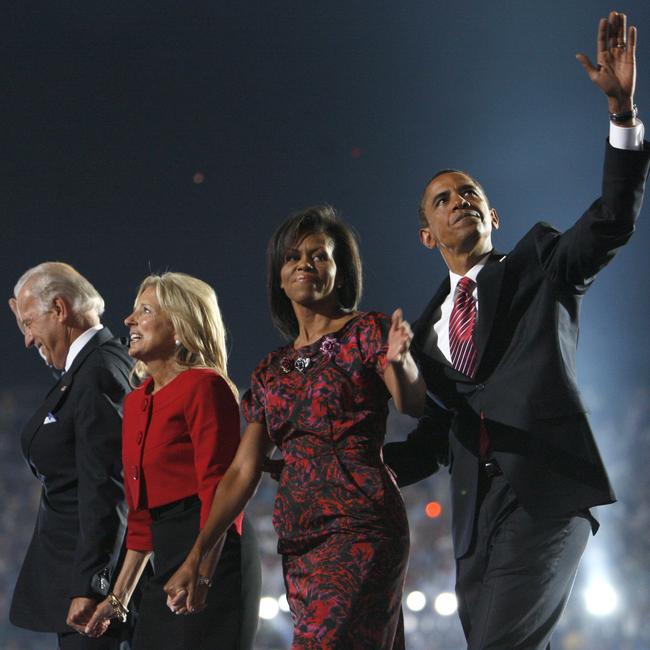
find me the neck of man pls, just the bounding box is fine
[439,240,493,276]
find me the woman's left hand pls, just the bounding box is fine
[387,308,414,364]
[164,557,209,615]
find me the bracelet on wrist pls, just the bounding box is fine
[107,592,128,623]
[197,575,212,588]
[609,104,638,123]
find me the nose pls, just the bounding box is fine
[456,193,471,207]
[124,312,136,327]
[24,329,35,349]
[297,256,315,271]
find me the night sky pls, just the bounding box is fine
[4,1,649,413]
[3,2,650,648]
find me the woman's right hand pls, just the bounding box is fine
[83,598,115,638]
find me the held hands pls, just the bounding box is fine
[163,555,209,615]
[576,11,636,113]
[82,597,116,638]
[386,308,414,365]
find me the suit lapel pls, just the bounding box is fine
[474,252,506,372]
[413,277,450,366]
[20,328,115,466]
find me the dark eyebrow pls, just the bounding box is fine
[432,189,450,205]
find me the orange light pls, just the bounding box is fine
[193,172,205,184]
[425,501,442,518]
[351,147,362,159]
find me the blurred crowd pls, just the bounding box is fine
[1,385,648,650]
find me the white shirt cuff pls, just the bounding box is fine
[609,120,644,150]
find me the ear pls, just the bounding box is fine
[490,208,500,230]
[51,296,70,323]
[419,227,438,250]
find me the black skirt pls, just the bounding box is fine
[133,496,260,650]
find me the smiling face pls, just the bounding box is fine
[279,232,340,309]
[124,286,176,364]
[419,171,499,258]
[15,284,69,369]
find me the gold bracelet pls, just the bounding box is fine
[107,593,128,623]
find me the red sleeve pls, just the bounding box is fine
[184,373,243,532]
[241,362,267,424]
[358,312,391,376]
[126,507,153,551]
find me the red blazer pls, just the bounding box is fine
[122,368,243,550]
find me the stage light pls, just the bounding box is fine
[406,590,427,612]
[434,592,457,616]
[193,172,205,184]
[259,596,280,619]
[278,593,290,613]
[425,501,442,518]
[583,578,619,616]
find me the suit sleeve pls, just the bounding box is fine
[70,365,128,598]
[536,141,650,291]
[184,373,242,531]
[382,400,452,487]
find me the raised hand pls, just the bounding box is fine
[576,11,637,113]
[386,308,414,365]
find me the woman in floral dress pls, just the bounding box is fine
[165,205,424,649]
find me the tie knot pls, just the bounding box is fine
[457,276,475,295]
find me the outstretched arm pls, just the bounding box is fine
[576,11,636,121]
[384,308,426,417]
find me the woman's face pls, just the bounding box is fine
[124,286,176,363]
[280,232,340,308]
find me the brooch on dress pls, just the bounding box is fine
[280,355,311,374]
[279,335,341,374]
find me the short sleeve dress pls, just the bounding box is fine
[242,312,409,650]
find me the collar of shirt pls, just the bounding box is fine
[64,324,104,372]
[448,253,491,300]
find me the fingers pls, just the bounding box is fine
[85,610,110,638]
[391,308,403,330]
[596,17,607,55]
[575,53,598,79]
[628,25,637,58]
[167,588,189,615]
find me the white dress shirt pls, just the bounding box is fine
[427,120,645,364]
[64,324,104,372]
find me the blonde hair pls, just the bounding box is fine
[132,272,237,399]
[15,261,105,318]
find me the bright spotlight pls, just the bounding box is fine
[259,596,280,619]
[278,593,290,613]
[406,590,427,612]
[434,592,458,616]
[584,579,619,616]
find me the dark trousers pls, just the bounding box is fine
[456,472,591,650]
[57,631,126,650]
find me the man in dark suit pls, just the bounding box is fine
[384,11,649,650]
[9,262,133,649]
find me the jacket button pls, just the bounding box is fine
[137,432,143,445]
[132,466,139,480]
[476,383,485,391]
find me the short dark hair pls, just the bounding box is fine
[267,205,363,339]
[418,169,489,227]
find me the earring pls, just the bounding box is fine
[175,339,181,347]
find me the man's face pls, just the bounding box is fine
[419,171,499,255]
[15,285,68,369]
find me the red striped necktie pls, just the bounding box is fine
[449,276,478,377]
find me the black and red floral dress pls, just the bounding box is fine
[242,311,409,650]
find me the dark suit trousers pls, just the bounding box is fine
[58,631,126,650]
[456,471,590,650]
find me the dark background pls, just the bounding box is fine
[2,2,649,648]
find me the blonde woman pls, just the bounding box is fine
[85,272,260,649]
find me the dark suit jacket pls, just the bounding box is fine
[384,142,650,559]
[10,327,133,633]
